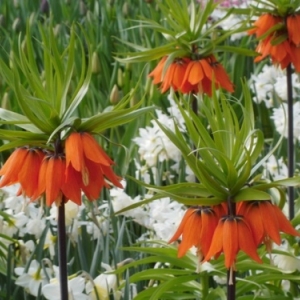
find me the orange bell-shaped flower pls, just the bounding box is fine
[203,215,262,269]
[148,56,167,85]
[0,147,45,198]
[169,204,225,259]
[249,13,300,72]
[237,201,300,251]
[181,55,234,96]
[248,14,282,38]
[65,132,123,201]
[34,153,82,206]
[149,55,234,95]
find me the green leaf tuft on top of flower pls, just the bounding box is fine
[115,0,257,95]
[251,0,300,16]
[0,22,154,151]
[0,23,91,136]
[249,0,300,71]
[0,21,154,206]
[117,0,254,62]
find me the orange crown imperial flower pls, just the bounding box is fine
[181,55,234,96]
[0,133,123,207]
[203,215,262,269]
[249,13,300,72]
[33,153,82,206]
[237,200,300,252]
[149,54,234,95]
[0,147,45,198]
[248,14,282,38]
[65,132,123,201]
[169,204,226,259]
[149,57,193,93]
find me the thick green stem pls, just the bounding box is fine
[201,272,209,298]
[58,200,69,300]
[287,63,294,220]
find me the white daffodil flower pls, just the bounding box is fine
[15,259,49,297]
[86,263,120,300]
[42,276,89,300]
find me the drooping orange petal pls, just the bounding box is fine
[180,79,196,94]
[171,63,181,91]
[185,61,204,85]
[0,148,29,187]
[32,156,48,201]
[169,208,196,244]
[172,58,190,91]
[270,40,292,65]
[248,14,282,38]
[0,148,24,175]
[279,54,292,70]
[237,217,262,264]
[46,156,65,206]
[287,15,300,46]
[200,77,213,96]
[213,63,234,93]
[272,204,300,237]
[81,133,112,166]
[81,159,105,201]
[148,56,167,84]
[290,44,300,72]
[238,202,265,246]
[161,63,176,93]
[19,149,44,198]
[199,208,218,257]
[203,219,224,263]
[181,61,198,92]
[223,217,239,269]
[260,201,281,245]
[254,38,272,62]
[200,58,213,80]
[62,164,82,205]
[101,164,123,188]
[65,132,84,172]
[178,211,202,257]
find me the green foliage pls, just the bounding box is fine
[126,84,299,208]
[251,0,300,15]
[116,0,256,64]
[0,0,300,300]
[116,240,300,299]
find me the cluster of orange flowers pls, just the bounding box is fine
[149,54,234,96]
[0,132,123,206]
[169,201,300,269]
[248,13,300,71]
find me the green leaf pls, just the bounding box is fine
[79,104,155,133]
[217,45,259,57]
[115,41,179,63]
[0,108,43,133]
[234,187,271,202]
[148,275,201,300]
[204,287,226,300]
[253,176,300,191]
[62,27,92,120]
[0,129,48,151]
